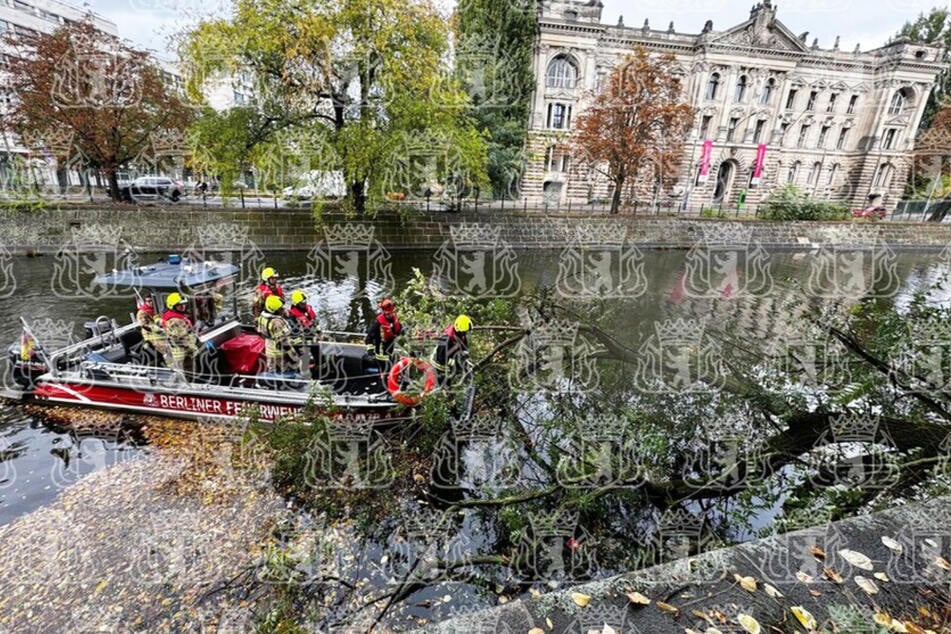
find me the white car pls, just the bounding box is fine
[130,176,185,202]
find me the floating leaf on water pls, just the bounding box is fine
[874,572,890,582]
[838,549,874,571]
[626,591,651,605]
[855,576,879,595]
[790,606,817,630]
[736,613,761,634]
[733,574,757,593]
[657,601,679,614]
[763,583,783,598]
[796,571,815,584]
[881,536,903,554]
[572,592,591,607]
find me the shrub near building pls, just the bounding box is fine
[759,184,850,221]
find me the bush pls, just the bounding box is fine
[758,184,850,221]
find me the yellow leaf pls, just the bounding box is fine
[93,579,108,595]
[838,549,874,571]
[855,575,879,595]
[790,606,817,631]
[874,612,893,627]
[657,601,679,614]
[874,572,890,582]
[626,591,651,605]
[902,622,927,634]
[528,629,544,634]
[881,536,903,554]
[763,583,783,598]
[733,573,757,593]
[571,592,591,607]
[736,613,761,634]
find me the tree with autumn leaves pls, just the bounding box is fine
[2,20,193,201]
[572,48,694,214]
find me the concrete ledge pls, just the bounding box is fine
[417,499,951,633]
[0,207,950,253]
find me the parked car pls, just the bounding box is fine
[282,170,347,201]
[130,176,186,202]
[852,205,887,220]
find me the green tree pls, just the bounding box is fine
[899,8,951,128]
[180,0,488,213]
[454,0,536,199]
[3,20,193,201]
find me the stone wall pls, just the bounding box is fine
[1,206,950,253]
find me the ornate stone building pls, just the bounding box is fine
[527,0,947,211]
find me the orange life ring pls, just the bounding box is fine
[386,356,437,406]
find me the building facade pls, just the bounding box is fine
[527,0,947,211]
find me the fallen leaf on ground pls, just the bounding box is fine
[796,571,815,584]
[874,572,890,582]
[881,536,903,554]
[855,576,879,595]
[736,613,761,634]
[808,546,826,559]
[626,591,651,605]
[839,548,874,571]
[733,573,757,593]
[823,567,844,584]
[657,601,679,614]
[791,605,817,630]
[763,582,783,598]
[571,592,591,607]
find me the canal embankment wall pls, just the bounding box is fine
[1,207,950,253]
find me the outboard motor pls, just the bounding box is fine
[7,339,48,388]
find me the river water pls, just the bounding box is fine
[0,247,948,525]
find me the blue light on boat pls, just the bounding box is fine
[167,254,182,264]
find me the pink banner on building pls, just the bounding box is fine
[751,143,767,186]
[698,140,713,183]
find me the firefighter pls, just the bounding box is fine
[252,267,285,318]
[432,314,472,385]
[135,295,168,363]
[256,295,299,375]
[365,298,402,363]
[161,292,210,374]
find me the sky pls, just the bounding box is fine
[86,0,947,61]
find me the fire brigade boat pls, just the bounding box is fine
[6,255,436,422]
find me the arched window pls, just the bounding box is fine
[546,57,578,89]
[827,163,840,186]
[787,160,801,183]
[807,162,822,185]
[706,72,721,100]
[735,75,748,102]
[888,88,913,116]
[874,163,894,187]
[760,78,775,105]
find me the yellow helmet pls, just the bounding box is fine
[265,295,284,313]
[261,267,278,282]
[454,314,472,333]
[165,292,186,309]
[290,290,306,305]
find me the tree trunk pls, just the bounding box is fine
[106,167,121,203]
[351,180,366,214]
[610,177,624,215]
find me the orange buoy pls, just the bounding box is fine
[386,356,437,406]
